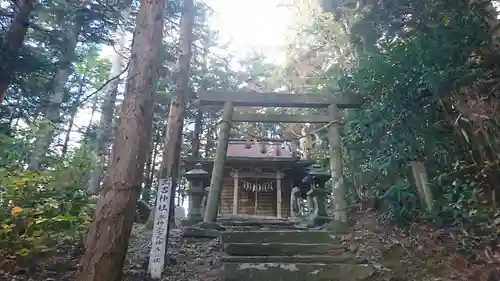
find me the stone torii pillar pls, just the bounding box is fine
[203,101,233,223]
[328,104,347,222]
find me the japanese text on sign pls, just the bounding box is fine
[148,178,172,279]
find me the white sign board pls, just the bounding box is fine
[148,178,172,279]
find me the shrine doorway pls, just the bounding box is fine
[238,178,278,217]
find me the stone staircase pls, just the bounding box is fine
[217,217,375,281]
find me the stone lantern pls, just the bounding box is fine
[182,163,209,225]
[304,164,331,226]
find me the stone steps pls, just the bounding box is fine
[223,262,375,281]
[222,230,340,244]
[226,225,310,231]
[225,242,345,256]
[222,255,366,264]
[220,219,375,281]
[219,219,297,228]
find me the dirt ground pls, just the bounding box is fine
[1,214,498,281]
[124,225,223,281]
[346,212,500,281]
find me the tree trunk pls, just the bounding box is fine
[61,102,79,157]
[410,161,434,212]
[82,94,99,144]
[62,82,85,156]
[87,8,131,194]
[142,129,160,202]
[0,0,36,104]
[204,123,214,158]
[479,0,500,50]
[29,15,83,170]
[156,0,195,234]
[191,109,203,158]
[75,0,166,280]
[143,143,155,199]
[191,41,209,159]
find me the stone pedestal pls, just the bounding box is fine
[290,186,301,220]
[181,163,209,226]
[181,186,206,226]
[306,187,331,227]
[302,165,332,227]
[306,189,315,218]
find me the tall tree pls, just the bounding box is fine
[191,37,208,159]
[75,0,166,280]
[157,0,195,227]
[87,6,132,195]
[29,5,84,170]
[0,0,37,104]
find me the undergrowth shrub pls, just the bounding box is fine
[0,147,95,259]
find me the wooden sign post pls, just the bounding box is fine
[148,178,172,279]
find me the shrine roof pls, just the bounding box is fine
[182,157,315,168]
[226,140,294,158]
[182,140,317,168]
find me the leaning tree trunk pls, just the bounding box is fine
[146,0,195,230]
[191,42,208,159]
[29,15,82,170]
[87,8,131,195]
[191,109,203,158]
[142,129,161,202]
[83,94,99,142]
[0,0,37,104]
[61,83,85,156]
[75,0,166,280]
[61,101,79,157]
[204,122,214,157]
[480,0,500,50]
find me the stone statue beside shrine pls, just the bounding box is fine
[290,186,301,219]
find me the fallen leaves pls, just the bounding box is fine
[347,211,500,281]
[123,224,223,281]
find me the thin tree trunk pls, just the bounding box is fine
[75,0,166,280]
[13,116,20,129]
[204,123,213,158]
[83,94,99,145]
[191,41,208,159]
[145,0,195,230]
[87,8,131,195]
[0,0,37,104]
[143,128,161,229]
[61,102,79,157]
[157,0,195,231]
[29,14,83,170]
[62,83,85,156]
[143,142,155,198]
[192,109,203,158]
[142,129,160,202]
[479,0,500,51]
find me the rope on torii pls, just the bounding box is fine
[219,119,339,142]
[218,119,339,157]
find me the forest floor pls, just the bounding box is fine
[0,222,224,281]
[1,214,499,281]
[348,212,500,281]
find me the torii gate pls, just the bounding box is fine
[197,91,362,223]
